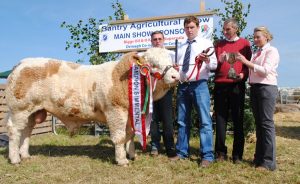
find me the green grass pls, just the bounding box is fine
[0,120,299,184]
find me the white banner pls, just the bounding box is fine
[99,15,213,53]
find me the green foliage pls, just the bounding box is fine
[213,0,258,51]
[245,34,258,52]
[244,108,255,135]
[61,0,125,64]
[110,1,126,21]
[243,86,255,135]
[213,0,251,41]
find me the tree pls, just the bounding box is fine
[60,0,125,65]
[213,0,251,41]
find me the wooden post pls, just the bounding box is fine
[123,14,129,20]
[200,0,205,12]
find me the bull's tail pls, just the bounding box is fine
[1,111,9,127]
[2,111,13,133]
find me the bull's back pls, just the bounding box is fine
[6,58,116,122]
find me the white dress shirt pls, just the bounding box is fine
[177,36,217,82]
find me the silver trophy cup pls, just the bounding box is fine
[226,53,238,79]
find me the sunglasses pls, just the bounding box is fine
[152,38,163,41]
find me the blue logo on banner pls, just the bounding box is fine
[102,34,108,41]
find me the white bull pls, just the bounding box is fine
[4,48,179,165]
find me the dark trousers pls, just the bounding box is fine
[250,84,277,171]
[150,90,176,157]
[214,82,245,160]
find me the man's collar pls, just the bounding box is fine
[225,36,239,42]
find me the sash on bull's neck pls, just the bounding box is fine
[128,62,153,150]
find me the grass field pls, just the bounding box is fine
[0,112,299,184]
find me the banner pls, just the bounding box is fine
[99,15,213,53]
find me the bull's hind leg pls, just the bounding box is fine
[19,110,46,159]
[19,122,35,159]
[7,112,29,164]
[106,108,129,166]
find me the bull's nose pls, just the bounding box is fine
[171,75,180,81]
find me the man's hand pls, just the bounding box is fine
[235,53,247,64]
[218,51,227,63]
[197,53,210,64]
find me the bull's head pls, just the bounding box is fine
[142,47,180,84]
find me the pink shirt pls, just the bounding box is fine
[249,43,280,85]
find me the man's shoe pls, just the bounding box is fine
[168,155,179,161]
[216,155,227,162]
[252,159,259,167]
[150,149,158,156]
[233,158,242,164]
[255,166,268,171]
[200,160,213,168]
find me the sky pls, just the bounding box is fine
[0,0,299,87]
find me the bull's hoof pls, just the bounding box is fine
[116,159,129,166]
[10,158,21,165]
[128,157,135,161]
[21,155,34,160]
[20,153,31,160]
[127,153,137,161]
[118,163,129,167]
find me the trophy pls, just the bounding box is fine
[226,52,238,79]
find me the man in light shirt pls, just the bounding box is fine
[176,16,217,167]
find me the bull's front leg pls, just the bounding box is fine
[126,137,136,160]
[111,130,128,166]
[125,121,136,160]
[114,143,128,166]
[106,108,129,166]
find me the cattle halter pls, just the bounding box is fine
[139,63,173,80]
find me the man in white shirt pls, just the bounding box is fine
[176,16,217,167]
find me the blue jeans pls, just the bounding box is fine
[176,80,214,161]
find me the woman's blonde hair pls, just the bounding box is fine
[254,26,273,41]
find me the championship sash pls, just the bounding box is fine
[129,63,151,150]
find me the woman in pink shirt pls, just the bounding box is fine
[236,26,279,171]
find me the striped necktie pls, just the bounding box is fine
[182,40,195,73]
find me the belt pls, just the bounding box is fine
[250,83,275,87]
[179,79,207,86]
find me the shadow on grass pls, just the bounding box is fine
[0,138,153,164]
[32,140,116,164]
[0,139,117,164]
[275,125,300,140]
